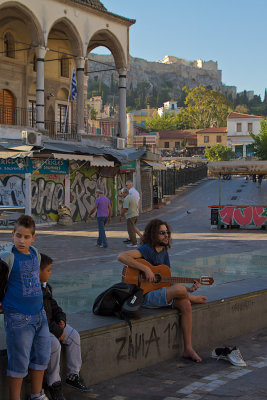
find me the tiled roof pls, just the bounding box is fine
[71,0,107,11]
[196,127,227,134]
[159,130,196,139]
[228,112,264,119]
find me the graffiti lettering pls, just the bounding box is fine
[31,178,64,215]
[70,169,113,221]
[115,322,180,363]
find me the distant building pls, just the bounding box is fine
[196,127,227,148]
[128,108,157,128]
[158,100,182,116]
[227,111,264,158]
[133,132,159,154]
[158,130,197,156]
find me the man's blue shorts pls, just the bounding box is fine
[4,309,50,378]
[142,287,173,308]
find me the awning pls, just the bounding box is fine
[90,156,114,167]
[0,151,33,159]
[145,161,167,170]
[208,160,267,175]
[52,153,93,162]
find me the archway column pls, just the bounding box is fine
[118,69,127,140]
[76,57,85,136]
[35,46,46,131]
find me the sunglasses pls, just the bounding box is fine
[159,231,170,236]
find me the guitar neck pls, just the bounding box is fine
[164,277,199,284]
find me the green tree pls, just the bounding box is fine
[249,119,267,160]
[90,108,98,120]
[176,85,233,129]
[205,144,234,161]
[145,112,177,131]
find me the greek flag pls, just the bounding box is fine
[71,67,77,100]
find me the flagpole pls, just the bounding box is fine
[63,67,74,135]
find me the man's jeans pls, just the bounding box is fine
[97,216,108,247]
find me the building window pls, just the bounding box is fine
[164,141,169,148]
[204,136,209,143]
[248,122,253,131]
[216,135,222,143]
[175,141,180,149]
[32,55,37,72]
[4,32,15,58]
[58,104,68,133]
[28,101,36,127]
[236,123,242,132]
[60,56,69,78]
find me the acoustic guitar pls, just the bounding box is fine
[122,259,214,294]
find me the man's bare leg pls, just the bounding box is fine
[134,226,143,238]
[167,285,202,363]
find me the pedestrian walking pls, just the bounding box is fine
[89,188,111,248]
[120,187,139,248]
[124,180,143,242]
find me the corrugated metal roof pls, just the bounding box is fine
[42,142,145,163]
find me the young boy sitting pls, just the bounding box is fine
[39,253,89,400]
[0,215,50,400]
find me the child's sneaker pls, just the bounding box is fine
[65,374,90,392]
[28,390,49,400]
[211,346,246,367]
[48,381,66,400]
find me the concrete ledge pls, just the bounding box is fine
[1,277,267,398]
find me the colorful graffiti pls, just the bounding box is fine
[31,175,65,218]
[218,206,267,226]
[70,166,114,222]
[0,174,25,206]
[0,174,65,221]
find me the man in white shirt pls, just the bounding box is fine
[124,181,142,242]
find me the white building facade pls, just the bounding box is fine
[227,111,264,158]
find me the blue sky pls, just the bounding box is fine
[100,0,267,99]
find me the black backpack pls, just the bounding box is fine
[93,282,144,328]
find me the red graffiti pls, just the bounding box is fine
[219,206,267,226]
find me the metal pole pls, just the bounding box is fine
[219,174,221,206]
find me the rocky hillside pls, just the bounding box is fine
[87,53,236,99]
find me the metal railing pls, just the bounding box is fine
[160,165,208,196]
[44,120,78,141]
[0,105,35,127]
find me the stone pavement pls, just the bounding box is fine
[63,326,267,400]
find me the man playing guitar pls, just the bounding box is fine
[117,218,207,363]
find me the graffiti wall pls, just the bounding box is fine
[0,174,25,206]
[218,206,267,226]
[70,165,114,222]
[31,174,65,222]
[0,167,131,223]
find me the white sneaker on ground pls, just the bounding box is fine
[127,243,137,248]
[211,346,246,367]
[28,390,49,400]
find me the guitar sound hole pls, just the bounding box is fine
[154,273,162,284]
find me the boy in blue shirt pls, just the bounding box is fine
[0,215,50,400]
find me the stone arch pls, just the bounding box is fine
[0,2,44,46]
[87,29,127,70]
[47,17,83,59]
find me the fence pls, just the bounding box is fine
[160,165,207,196]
